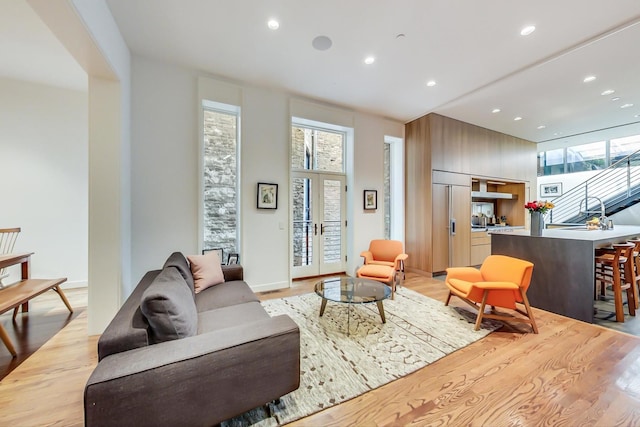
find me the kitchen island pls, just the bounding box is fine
[491,225,640,323]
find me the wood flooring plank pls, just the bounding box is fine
[4,275,640,426]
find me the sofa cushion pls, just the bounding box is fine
[140,267,198,343]
[195,280,260,312]
[187,251,225,294]
[197,301,270,334]
[163,252,195,296]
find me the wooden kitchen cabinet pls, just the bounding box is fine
[432,179,471,272]
[470,231,491,266]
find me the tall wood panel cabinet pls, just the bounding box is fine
[405,113,537,276]
[432,172,471,272]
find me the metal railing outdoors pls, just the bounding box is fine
[548,149,640,225]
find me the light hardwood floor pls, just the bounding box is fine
[2,273,640,426]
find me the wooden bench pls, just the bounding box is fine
[0,253,71,357]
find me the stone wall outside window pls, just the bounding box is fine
[203,109,237,261]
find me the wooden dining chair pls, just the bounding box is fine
[0,228,21,286]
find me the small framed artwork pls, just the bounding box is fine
[540,183,562,197]
[363,190,377,210]
[202,248,224,264]
[257,182,278,209]
[227,253,239,265]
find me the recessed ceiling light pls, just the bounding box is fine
[520,25,536,36]
[583,75,596,83]
[612,97,621,101]
[312,35,332,51]
[364,56,375,65]
[492,108,501,113]
[267,19,279,30]
[514,116,523,121]
[537,125,546,129]
[621,103,634,109]
[426,80,436,87]
[601,89,615,96]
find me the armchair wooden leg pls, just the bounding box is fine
[445,291,452,306]
[474,291,489,331]
[520,292,539,334]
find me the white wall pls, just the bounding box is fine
[0,77,88,287]
[130,57,199,284]
[130,55,404,289]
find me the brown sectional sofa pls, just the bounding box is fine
[84,252,300,426]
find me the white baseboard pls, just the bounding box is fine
[250,280,290,293]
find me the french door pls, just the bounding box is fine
[292,172,346,278]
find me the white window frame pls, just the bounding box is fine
[385,135,404,242]
[199,99,242,256]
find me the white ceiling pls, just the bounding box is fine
[4,1,640,144]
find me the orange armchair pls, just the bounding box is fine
[444,254,537,333]
[357,240,408,299]
[360,239,407,272]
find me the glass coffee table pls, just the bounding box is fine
[314,277,391,332]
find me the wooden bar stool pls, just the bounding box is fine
[595,243,636,322]
[626,239,640,310]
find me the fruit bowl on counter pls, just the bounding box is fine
[586,218,600,230]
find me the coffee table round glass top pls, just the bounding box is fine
[314,276,391,324]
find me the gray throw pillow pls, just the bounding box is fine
[141,267,198,343]
[163,252,195,296]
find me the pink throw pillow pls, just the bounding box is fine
[187,251,225,294]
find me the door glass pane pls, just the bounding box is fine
[323,179,341,263]
[293,177,313,267]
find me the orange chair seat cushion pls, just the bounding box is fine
[358,264,394,280]
[447,278,519,309]
[368,260,395,268]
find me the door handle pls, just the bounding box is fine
[321,224,325,235]
[314,223,318,236]
[451,218,456,236]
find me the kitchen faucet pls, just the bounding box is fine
[578,196,608,229]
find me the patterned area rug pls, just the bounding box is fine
[222,287,500,426]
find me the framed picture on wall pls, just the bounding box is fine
[202,248,224,264]
[363,190,377,210]
[540,183,562,197]
[227,253,239,265]
[257,182,278,209]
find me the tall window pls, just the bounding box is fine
[383,142,391,239]
[202,100,240,258]
[384,136,404,241]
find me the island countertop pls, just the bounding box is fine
[495,224,640,244]
[491,225,640,323]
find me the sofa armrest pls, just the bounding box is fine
[221,263,243,282]
[85,314,300,427]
